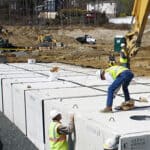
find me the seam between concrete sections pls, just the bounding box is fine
[1,79,4,112]
[43,94,106,101]
[24,91,28,136]
[42,100,46,144]
[24,86,82,92]
[135,82,150,86]
[11,83,14,122]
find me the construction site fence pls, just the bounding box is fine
[0,8,108,26]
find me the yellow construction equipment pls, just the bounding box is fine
[110,0,150,68]
[126,0,150,58]
[37,34,57,48]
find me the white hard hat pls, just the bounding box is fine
[103,138,118,149]
[50,110,61,119]
[121,43,125,47]
[96,69,104,79]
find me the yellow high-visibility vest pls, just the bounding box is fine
[105,65,128,80]
[49,121,68,150]
[120,49,128,63]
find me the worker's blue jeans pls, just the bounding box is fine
[107,70,134,107]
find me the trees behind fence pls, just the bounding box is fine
[0,0,133,26]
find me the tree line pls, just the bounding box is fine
[0,0,134,25]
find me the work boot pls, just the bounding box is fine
[121,100,134,107]
[121,105,134,111]
[100,107,112,113]
[121,100,134,111]
[127,100,135,105]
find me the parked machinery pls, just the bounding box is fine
[76,35,96,44]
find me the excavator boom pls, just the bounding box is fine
[126,0,150,57]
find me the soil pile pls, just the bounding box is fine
[1,23,150,77]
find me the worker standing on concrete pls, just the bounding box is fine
[120,43,130,69]
[49,67,59,81]
[49,110,74,150]
[96,65,134,113]
[108,52,116,67]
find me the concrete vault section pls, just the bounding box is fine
[0,63,91,113]
[13,80,79,134]
[2,77,54,122]
[0,73,43,113]
[0,63,150,150]
[45,95,150,150]
[25,87,104,149]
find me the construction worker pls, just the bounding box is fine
[38,34,44,43]
[120,43,130,68]
[49,67,59,81]
[108,52,116,67]
[96,65,134,113]
[49,109,74,150]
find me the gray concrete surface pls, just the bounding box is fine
[0,112,38,150]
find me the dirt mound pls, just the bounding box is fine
[102,23,130,30]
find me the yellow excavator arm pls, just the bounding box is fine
[126,0,150,57]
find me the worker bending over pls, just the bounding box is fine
[49,110,74,150]
[120,43,130,69]
[96,65,134,113]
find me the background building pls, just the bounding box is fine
[87,0,117,17]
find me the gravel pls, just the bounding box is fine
[0,112,38,150]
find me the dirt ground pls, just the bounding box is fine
[1,21,150,77]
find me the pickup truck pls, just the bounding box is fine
[76,35,96,44]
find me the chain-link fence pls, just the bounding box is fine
[0,0,115,26]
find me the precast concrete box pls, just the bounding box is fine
[46,97,113,150]
[25,87,103,150]
[2,77,52,121]
[12,80,78,134]
[44,95,107,150]
[44,94,150,150]
[0,73,43,113]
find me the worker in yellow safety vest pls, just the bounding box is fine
[96,65,134,113]
[120,43,130,69]
[108,52,116,67]
[49,110,74,150]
